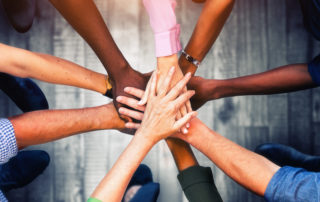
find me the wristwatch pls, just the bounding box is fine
[181,50,200,68]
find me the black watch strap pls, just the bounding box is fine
[181,50,200,68]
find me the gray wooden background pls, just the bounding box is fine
[0,0,319,201]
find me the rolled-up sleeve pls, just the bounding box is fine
[264,166,320,202]
[143,0,182,57]
[0,118,18,165]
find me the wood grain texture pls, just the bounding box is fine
[286,0,313,154]
[0,0,317,201]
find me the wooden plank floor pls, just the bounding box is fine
[0,0,319,201]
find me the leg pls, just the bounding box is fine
[255,143,320,172]
[0,73,48,112]
[0,150,50,192]
[1,0,35,33]
[123,164,159,202]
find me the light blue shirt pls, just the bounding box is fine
[0,119,17,164]
[0,190,7,202]
[0,118,17,202]
[265,166,320,202]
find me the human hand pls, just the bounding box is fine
[138,55,192,132]
[118,67,197,143]
[100,103,137,135]
[187,76,220,110]
[117,73,221,112]
[109,67,149,122]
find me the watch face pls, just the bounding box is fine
[186,55,193,62]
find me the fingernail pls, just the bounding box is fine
[186,72,191,77]
[170,66,175,72]
[124,87,129,92]
[186,123,190,128]
[183,128,188,134]
[119,108,124,113]
[137,101,143,105]
[116,96,121,101]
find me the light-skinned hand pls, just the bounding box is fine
[117,66,197,142]
[138,55,193,131]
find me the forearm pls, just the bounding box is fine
[49,0,129,77]
[178,118,280,195]
[0,43,107,94]
[179,0,235,74]
[90,134,154,201]
[10,103,124,149]
[156,54,185,93]
[166,138,198,171]
[212,64,317,99]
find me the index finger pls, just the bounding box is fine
[165,72,192,101]
[124,87,145,99]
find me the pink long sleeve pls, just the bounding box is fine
[143,0,182,57]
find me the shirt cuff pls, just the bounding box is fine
[154,24,182,57]
[0,118,18,164]
[87,198,102,202]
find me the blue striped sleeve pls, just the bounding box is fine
[0,118,18,165]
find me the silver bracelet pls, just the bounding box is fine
[181,50,200,68]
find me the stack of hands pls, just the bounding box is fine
[117,66,197,142]
[90,66,200,202]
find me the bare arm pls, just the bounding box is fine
[10,103,124,149]
[90,68,196,201]
[175,118,280,196]
[49,0,129,76]
[179,0,235,74]
[208,64,317,100]
[49,0,149,113]
[0,43,107,94]
[118,90,279,196]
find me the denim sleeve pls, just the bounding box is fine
[0,118,18,165]
[264,166,320,202]
[308,54,320,85]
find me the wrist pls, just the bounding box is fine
[178,56,197,75]
[205,79,231,100]
[134,130,158,147]
[157,54,179,70]
[98,104,125,130]
[108,63,131,81]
